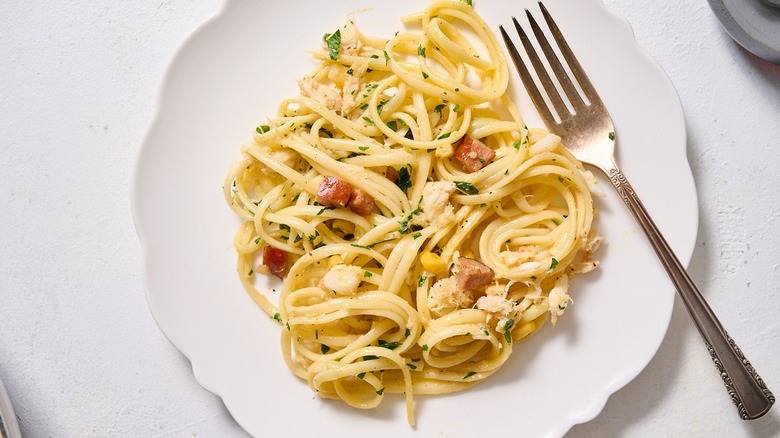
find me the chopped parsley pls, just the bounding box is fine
[398,208,422,234]
[256,125,270,134]
[321,344,330,354]
[454,181,479,195]
[608,131,615,140]
[323,30,341,61]
[357,372,366,379]
[358,146,369,151]
[363,271,373,278]
[362,116,375,126]
[273,313,282,322]
[378,339,400,350]
[422,344,429,351]
[412,232,422,239]
[504,319,515,344]
[437,132,451,140]
[418,45,426,57]
[463,372,476,379]
[550,257,559,270]
[387,120,398,131]
[417,275,427,287]
[376,387,385,395]
[434,104,445,114]
[351,243,370,249]
[346,68,354,75]
[396,166,412,194]
[316,206,334,215]
[422,71,429,79]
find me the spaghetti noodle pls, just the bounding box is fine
[224,0,601,425]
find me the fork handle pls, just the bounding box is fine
[604,163,775,420]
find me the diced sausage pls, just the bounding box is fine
[385,166,399,184]
[263,247,287,279]
[454,134,495,172]
[315,176,353,208]
[349,188,374,216]
[455,257,494,290]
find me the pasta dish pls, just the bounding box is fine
[223,0,601,425]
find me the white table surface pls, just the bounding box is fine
[1,0,779,436]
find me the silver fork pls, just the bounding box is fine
[499,2,774,420]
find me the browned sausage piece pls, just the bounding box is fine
[315,176,353,208]
[455,257,494,290]
[385,166,399,184]
[348,188,375,216]
[454,134,495,173]
[263,247,287,279]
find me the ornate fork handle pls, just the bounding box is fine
[604,160,775,420]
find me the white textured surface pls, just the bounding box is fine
[0,0,778,437]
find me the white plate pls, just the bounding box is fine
[132,0,698,436]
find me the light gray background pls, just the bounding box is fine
[1,0,778,436]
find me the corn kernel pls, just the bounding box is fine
[435,143,454,158]
[420,252,446,274]
[461,249,475,259]
[328,255,344,269]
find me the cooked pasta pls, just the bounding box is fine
[224,0,601,425]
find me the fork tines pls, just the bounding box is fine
[500,2,600,127]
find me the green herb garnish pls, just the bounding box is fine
[454,181,478,195]
[323,30,341,61]
[397,166,412,194]
[504,319,515,344]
